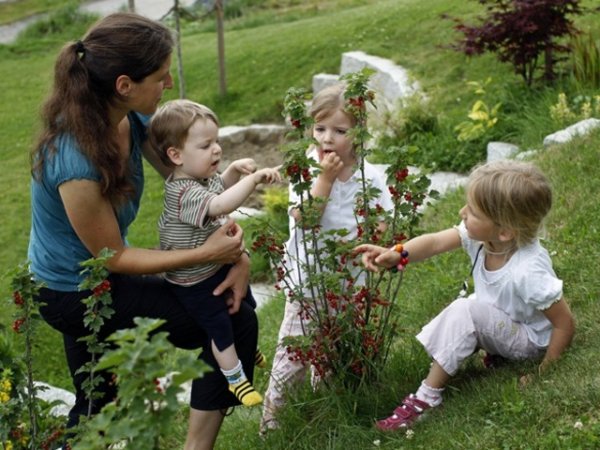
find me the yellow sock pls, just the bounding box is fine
[255,349,267,368]
[229,379,263,407]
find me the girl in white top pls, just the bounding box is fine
[261,83,393,432]
[355,159,575,431]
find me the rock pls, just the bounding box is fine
[219,124,286,151]
[312,73,340,95]
[372,163,467,200]
[543,118,600,147]
[487,141,519,163]
[340,51,421,110]
[230,206,264,221]
[515,149,538,161]
[34,381,74,417]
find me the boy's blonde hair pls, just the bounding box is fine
[467,160,552,247]
[309,83,357,127]
[149,99,219,167]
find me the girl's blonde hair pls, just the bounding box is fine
[467,160,552,247]
[309,83,357,126]
[149,99,219,167]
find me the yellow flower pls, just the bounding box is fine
[0,377,11,403]
[4,441,14,450]
[1,378,11,392]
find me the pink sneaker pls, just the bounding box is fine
[482,352,507,369]
[375,394,431,431]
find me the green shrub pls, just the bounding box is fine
[19,5,96,39]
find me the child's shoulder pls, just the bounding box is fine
[512,240,557,274]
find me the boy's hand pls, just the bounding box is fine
[319,152,344,183]
[232,158,258,175]
[254,167,282,184]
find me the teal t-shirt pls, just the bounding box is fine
[28,112,149,291]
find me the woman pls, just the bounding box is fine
[28,13,258,449]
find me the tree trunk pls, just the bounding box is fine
[544,43,554,83]
[215,0,227,96]
[128,0,135,12]
[174,0,186,98]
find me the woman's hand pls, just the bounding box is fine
[353,244,399,271]
[200,219,245,265]
[214,252,250,314]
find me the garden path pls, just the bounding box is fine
[0,0,195,44]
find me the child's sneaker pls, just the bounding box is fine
[255,349,267,368]
[375,394,431,431]
[229,380,263,407]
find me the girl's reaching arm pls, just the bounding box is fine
[355,227,462,271]
[401,227,462,263]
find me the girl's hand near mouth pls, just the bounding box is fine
[319,150,344,183]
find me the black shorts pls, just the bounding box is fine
[37,272,259,426]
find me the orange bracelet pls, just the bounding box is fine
[391,244,409,272]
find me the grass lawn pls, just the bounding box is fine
[0,0,599,448]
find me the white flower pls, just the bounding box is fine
[405,429,415,439]
[373,439,381,447]
[574,420,583,430]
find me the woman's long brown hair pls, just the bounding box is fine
[32,13,173,206]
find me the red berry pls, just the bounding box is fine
[12,317,25,333]
[13,291,24,306]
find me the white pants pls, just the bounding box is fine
[416,297,544,376]
[261,299,311,428]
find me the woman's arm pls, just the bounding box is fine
[142,140,172,179]
[539,298,575,371]
[59,179,244,274]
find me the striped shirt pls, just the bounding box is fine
[159,174,225,286]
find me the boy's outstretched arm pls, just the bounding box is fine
[209,167,281,217]
[221,158,258,188]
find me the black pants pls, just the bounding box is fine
[37,272,259,428]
